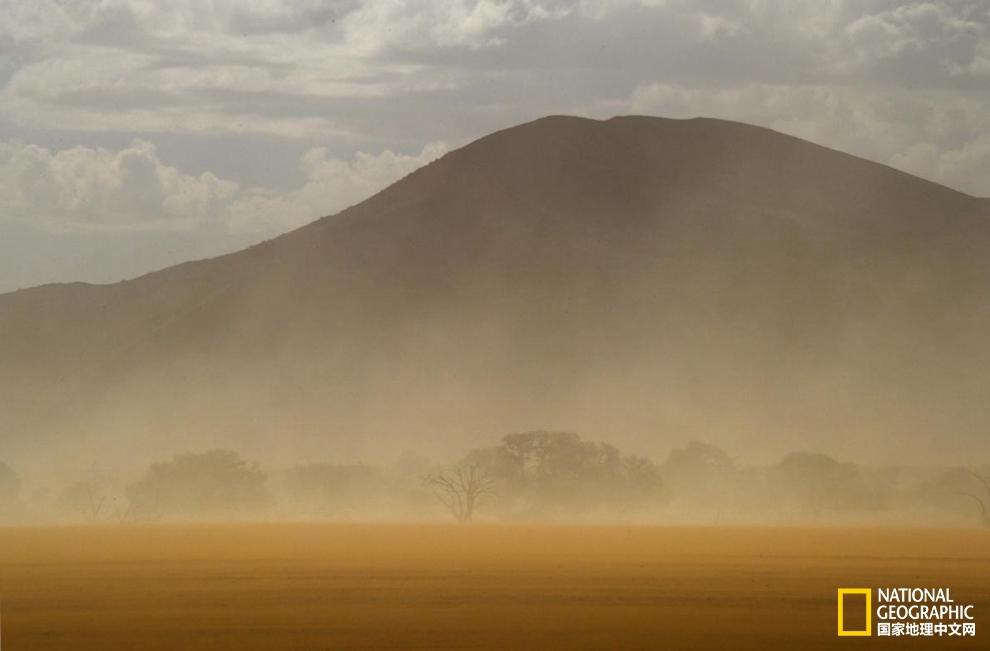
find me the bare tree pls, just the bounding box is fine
[59,479,109,520]
[955,470,990,528]
[424,464,495,523]
[58,468,126,522]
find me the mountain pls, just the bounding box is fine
[3,115,990,466]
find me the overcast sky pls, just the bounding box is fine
[1,0,988,291]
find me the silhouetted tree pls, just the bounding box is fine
[465,431,664,515]
[128,450,269,518]
[768,452,861,517]
[660,441,736,516]
[424,463,494,523]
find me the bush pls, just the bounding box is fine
[127,450,269,519]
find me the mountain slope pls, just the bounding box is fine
[3,115,990,465]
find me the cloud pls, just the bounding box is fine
[340,0,571,54]
[0,1,574,138]
[835,2,989,83]
[2,0,988,142]
[0,134,450,289]
[0,136,448,236]
[223,140,449,235]
[0,139,239,230]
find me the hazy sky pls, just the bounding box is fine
[1,1,988,291]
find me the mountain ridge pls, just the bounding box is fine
[3,115,990,467]
[4,114,987,299]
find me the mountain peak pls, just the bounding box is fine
[3,115,990,464]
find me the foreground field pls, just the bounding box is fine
[0,524,987,650]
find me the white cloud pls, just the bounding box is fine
[832,2,988,82]
[2,0,988,141]
[0,1,574,137]
[223,140,449,234]
[0,135,449,237]
[0,139,239,230]
[0,132,450,290]
[340,0,571,54]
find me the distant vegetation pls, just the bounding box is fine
[2,435,989,526]
[461,431,664,519]
[127,450,270,519]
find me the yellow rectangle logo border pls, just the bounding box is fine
[837,588,872,636]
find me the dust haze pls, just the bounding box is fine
[1,116,990,528]
[4,4,990,648]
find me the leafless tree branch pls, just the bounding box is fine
[424,463,495,523]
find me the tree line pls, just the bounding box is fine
[0,432,988,526]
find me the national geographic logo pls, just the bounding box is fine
[838,587,977,638]
[838,589,872,636]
